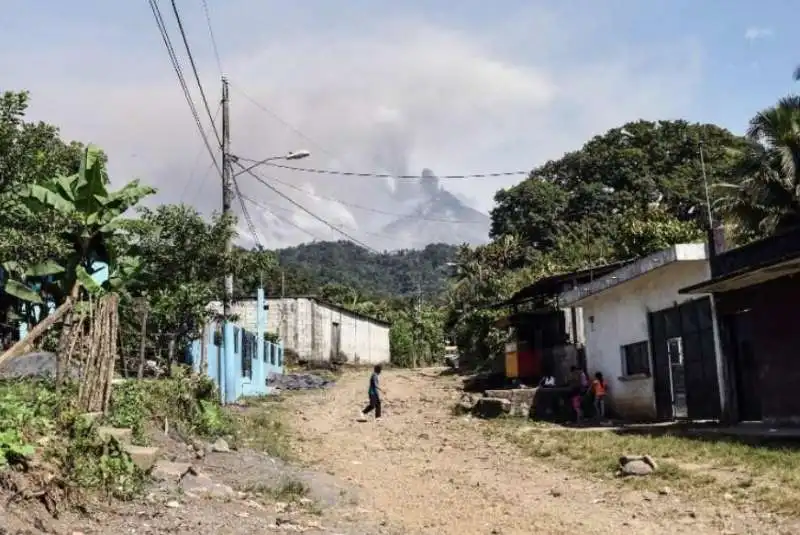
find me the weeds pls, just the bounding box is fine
[106,367,233,443]
[0,379,146,508]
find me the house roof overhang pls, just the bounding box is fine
[487,259,634,310]
[559,243,709,307]
[680,255,800,294]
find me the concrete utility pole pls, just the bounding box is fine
[221,76,233,321]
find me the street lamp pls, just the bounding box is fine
[232,149,311,177]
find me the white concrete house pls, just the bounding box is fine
[559,244,725,421]
[212,296,391,365]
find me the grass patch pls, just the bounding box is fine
[502,420,800,514]
[229,395,291,459]
[105,367,233,444]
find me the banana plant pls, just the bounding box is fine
[2,144,155,306]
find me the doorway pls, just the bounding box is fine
[330,322,341,361]
[728,311,761,421]
[648,297,721,420]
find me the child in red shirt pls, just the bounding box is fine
[592,372,608,420]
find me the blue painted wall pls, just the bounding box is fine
[188,288,285,404]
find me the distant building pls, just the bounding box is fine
[216,295,391,365]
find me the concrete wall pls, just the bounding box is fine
[579,260,714,421]
[256,298,390,365]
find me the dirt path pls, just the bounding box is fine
[285,368,800,535]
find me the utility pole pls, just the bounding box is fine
[221,76,233,322]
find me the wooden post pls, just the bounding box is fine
[200,323,209,376]
[167,334,175,377]
[0,298,74,367]
[137,302,148,379]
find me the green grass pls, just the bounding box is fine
[501,420,800,514]
[229,395,292,460]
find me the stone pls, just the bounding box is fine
[619,459,654,476]
[165,500,180,508]
[659,487,672,495]
[211,438,230,453]
[472,397,512,419]
[97,426,133,444]
[179,473,235,498]
[151,461,193,482]
[124,445,160,471]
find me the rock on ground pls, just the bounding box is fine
[0,351,81,379]
[267,372,334,391]
[472,397,512,419]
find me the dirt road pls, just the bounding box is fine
[285,368,799,535]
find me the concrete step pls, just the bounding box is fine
[97,426,133,444]
[123,445,160,471]
[81,412,104,423]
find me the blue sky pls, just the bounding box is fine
[1,0,798,247]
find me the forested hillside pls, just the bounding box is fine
[272,241,458,298]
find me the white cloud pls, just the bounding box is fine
[3,4,703,249]
[744,27,773,42]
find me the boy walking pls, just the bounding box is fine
[358,365,383,421]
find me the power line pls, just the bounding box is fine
[261,161,529,180]
[232,174,263,249]
[241,192,394,240]
[239,193,325,241]
[249,169,487,224]
[168,0,221,145]
[201,0,223,75]
[231,82,529,181]
[147,0,220,176]
[228,82,341,162]
[180,103,221,201]
[234,162,380,253]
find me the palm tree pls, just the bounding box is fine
[717,95,800,237]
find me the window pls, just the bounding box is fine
[621,341,650,376]
[666,337,683,366]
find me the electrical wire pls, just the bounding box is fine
[233,161,380,253]
[147,0,221,176]
[240,192,395,240]
[229,82,341,162]
[232,174,263,249]
[168,0,221,145]
[239,193,325,241]
[231,83,529,181]
[180,103,221,202]
[261,161,529,180]
[201,0,223,76]
[241,168,488,224]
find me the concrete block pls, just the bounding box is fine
[473,397,512,419]
[97,426,132,444]
[124,445,160,471]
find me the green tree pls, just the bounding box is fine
[611,207,704,259]
[123,204,235,372]
[490,120,749,253]
[717,95,800,239]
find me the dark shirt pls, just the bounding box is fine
[369,372,380,397]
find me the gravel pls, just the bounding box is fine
[267,372,335,391]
